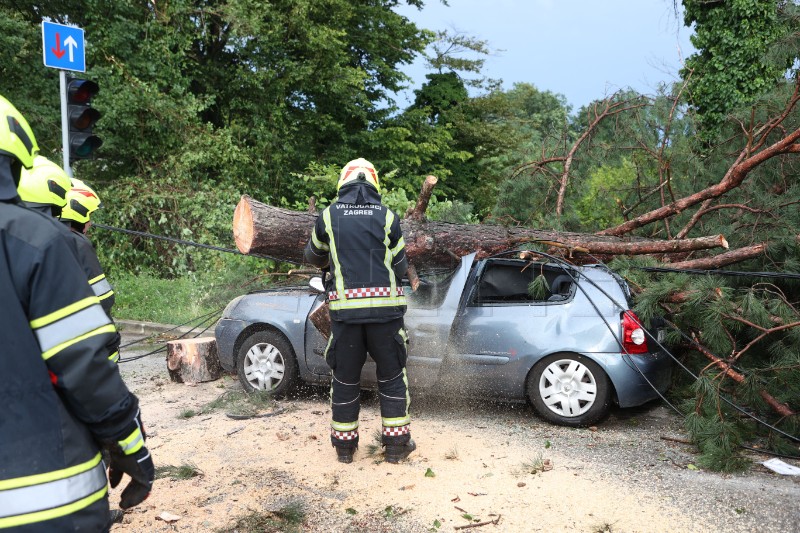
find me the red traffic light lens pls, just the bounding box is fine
[67,79,99,104]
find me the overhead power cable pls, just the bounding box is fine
[93,223,297,265]
[636,266,800,280]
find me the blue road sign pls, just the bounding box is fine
[42,21,86,72]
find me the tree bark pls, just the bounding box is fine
[232,196,730,269]
[668,243,768,270]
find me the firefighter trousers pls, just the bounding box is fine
[326,317,411,448]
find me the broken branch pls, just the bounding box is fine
[454,514,503,530]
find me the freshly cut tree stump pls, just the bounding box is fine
[166,337,222,384]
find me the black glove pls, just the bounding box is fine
[108,445,154,509]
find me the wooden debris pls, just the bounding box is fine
[454,514,503,530]
[166,337,221,384]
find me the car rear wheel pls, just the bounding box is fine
[237,331,298,397]
[527,353,611,427]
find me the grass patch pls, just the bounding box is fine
[113,272,221,325]
[513,453,553,476]
[112,266,301,325]
[154,463,202,480]
[220,501,306,533]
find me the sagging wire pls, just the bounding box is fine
[94,223,298,265]
[509,243,800,449]
[119,307,224,348]
[119,310,223,363]
[636,265,800,280]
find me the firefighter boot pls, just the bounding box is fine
[383,433,416,464]
[335,445,356,464]
[331,432,359,464]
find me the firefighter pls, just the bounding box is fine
[17,153,71,217]
[304,157,415,464]
[60,178,121,363]
[18,157,121,363]
[0,94,154,531]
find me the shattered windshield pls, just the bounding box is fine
[404,267,457,309]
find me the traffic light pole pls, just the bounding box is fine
[59,70,74,178]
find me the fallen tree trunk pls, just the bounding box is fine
[232,195,729,269]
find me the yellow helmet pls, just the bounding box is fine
[0,95,38,170]
[61,178,101,224]
[18,155,71,208]
[337,158,379,191]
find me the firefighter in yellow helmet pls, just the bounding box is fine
[0,94,154,531]
[17,154,71,217]
[304,157,415,464]
[61,178,121,363]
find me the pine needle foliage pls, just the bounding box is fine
[612,255,800,470]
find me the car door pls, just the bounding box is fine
[398,252,477,389]
[351,253,476,389]
[445,259,576,398]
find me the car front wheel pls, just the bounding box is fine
[237,331,298,397]
[527,353,611,427]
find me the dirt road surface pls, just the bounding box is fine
[111,329,799,532]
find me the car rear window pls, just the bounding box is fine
[473,260,576,304]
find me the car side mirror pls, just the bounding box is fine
[309,276,325,293]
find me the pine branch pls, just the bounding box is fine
[599,74,800,237]
[689,335,796,417]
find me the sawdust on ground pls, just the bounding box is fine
[110,332,799,533]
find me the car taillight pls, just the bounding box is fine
[621,310,648,354]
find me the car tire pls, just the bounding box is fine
[237,330,298,397]
[527,353,611,427]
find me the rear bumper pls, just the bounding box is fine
[214,318,248,371]
[593,350,673,408]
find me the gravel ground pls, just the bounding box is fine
[113,327,799,532]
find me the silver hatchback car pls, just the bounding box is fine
[215,252,672,427]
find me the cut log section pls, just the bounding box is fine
[166,337,222,384]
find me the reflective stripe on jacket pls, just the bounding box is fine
[63,226,120,362]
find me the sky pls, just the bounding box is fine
[394,0,696,110]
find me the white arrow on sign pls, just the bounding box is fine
[64,35,78,63]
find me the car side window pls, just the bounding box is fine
[473,261,574,305]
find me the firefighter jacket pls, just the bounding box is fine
[304,181,408,323]
[0,199,141,531]
[62,225,121,363]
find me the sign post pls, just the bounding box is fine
[42,21,87,176]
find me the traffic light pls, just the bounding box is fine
[66,77,102,159]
